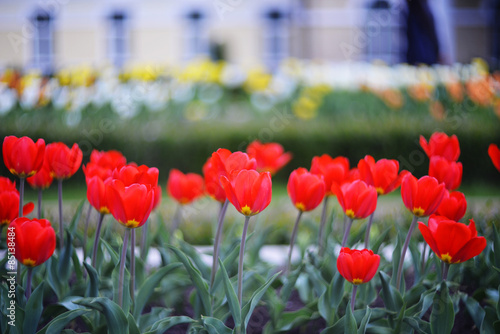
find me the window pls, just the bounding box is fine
[364,0,402,64]
[184,10,209,60]
[108,11,129,68]
[263,9,289,72]
[31,9,54,74]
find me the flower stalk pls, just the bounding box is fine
[25,267,33,300]
[238,216,251,306]
[342,217,354,248]
[210,199,229,289]
[318,196,329,257]
[91,213,105,268]
[57,179,64,249]
[350,285,358,312]
[396,215,418,290]
[287,210,303,273]
[118,229,130,308]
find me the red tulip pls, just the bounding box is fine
[3,136,45,178]
[419,132,460,161]
[287,168,325,212]
[0,176,17,192]
[246,140,292,175]
[86,176,111,214]
[436,191,467,221]
[418,215,486,264]
[401,174,447,217]
[212,148,257,180]
[27,157,53,189]
[358,155,407,195]
[310,154,350,195]
[45,142,83,179]
[488,143,500,172]
[203,156,226,203]
[167,169,205,204]
[112,164,159,187]
[220,169,272,216]
[337,247,380,285]
[333,180,377,219]
[89,149,127,170]
[428,156,463,191]
[10,217,56,267]
[107,179,155,228]
[0,191,33,226]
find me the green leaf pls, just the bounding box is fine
[137,307,172,332]
[201,316,233,334]
[390,232,402,288]
[74,297,129,334]
[372,227,391,254]
[211,238,240,294]
[58,231,73,283]
[430,282,454,334]
[179,240,210,280]
[169,246,212,317]
[38,309,92,334]
[218,259,241,328]
[144,316,195,334]
[481,306,497,334]
[133,263,181,319]
[357,307,372,334]
[280,263,304,304]
[492,225,500,270]
[23,282,45,334]
[402,316,430,334]
[497,285,500,321]
[345,302,357,334]
[379,272,403,313]
[47,257,64,300]
[275,307,316,331]
[69,200,85,235]
[462,295,485,331]
[100,239,120,266]
[83,263,99,298]
[241,272,280,331]
[318,271,345,326]
[128,314,140,334]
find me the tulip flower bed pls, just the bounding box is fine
[1,133,500,334]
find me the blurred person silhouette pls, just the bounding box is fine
[405,0,440,65]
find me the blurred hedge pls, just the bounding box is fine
[1,90,499,188]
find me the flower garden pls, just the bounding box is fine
[1,60,500,333]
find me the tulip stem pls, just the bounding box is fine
[57,179,64,249]
[210,199,229,289]
[396,215,418,291]
[318,197,330,257]
[25,267,33,300]
[18,177,25,218]
[170,204,182,238]
[118,229,130,308]
[364,209,376,249]
[130,229,136,303]
[17,177,25,283]
[140,218,149,260]
[342,217,354,248]
[83,203,93,260]
[91,213,105,268]
[350,285,358,312]
[238,216,251,307]
[37,188,43,219]
[287,210,303,274]
[442,262,450,282]
[421,243,428,274]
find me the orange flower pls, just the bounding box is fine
[10,217,56,267]
[358,155,407,195]
[401,174,446,217]
[287,168,325,212]
[202,156,226,203]
[488,143,500,172]
[428,156,463,191]
[167,169,205,205]
[3,136,45,178]
[220,169,272,216]
[419,132,460,161]
[45,142,83,179]
[246,140,292,175]
[86,176,111,214]
[337,247,380,285]
[0,191,34,226]
[333,180,377,219]
[27,156,53,190]
[418,215,486,264]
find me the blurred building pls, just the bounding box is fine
[0,0,495,73]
